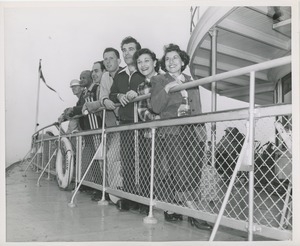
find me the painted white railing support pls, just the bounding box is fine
[134,102,140,190]
[209,27,218,168]
[98,109,109,206]
[37,149,57,187]
[69,110,107,208]
[209,124,250,241]
[143,128,158,224]
[23,146,40,177]
[248,71,256,241]
[46,140,52,180]
[68,140,104,208]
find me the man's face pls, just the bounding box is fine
[80,71,92,87]
[91,63,104,84]
[121,42,137,65]
[103,51,120,73]
[71,85,83,97]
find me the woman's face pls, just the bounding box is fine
[165,51,183,77]
[137,53,157,79]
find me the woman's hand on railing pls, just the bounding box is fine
[126,90,138,101]
[164,82,179,93]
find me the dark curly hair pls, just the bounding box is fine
[133,48,160,73]
[160,43,190,73]
[120,36,141,51]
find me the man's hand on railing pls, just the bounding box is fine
[57,114,65,124]
[103,98,116,110]
[82,101,101,114]
[117,93,130,107]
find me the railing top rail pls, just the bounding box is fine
[76,55,291,112]
[32,122,60,138]
[103,103,292,133]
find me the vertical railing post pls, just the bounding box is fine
[143,127,158,224]
[98,109,109,205]
[47,140,51,180]
[134,102,140,193]
[74,135,80,191]
[248,71,256,241]
[37,130,45,172]
[210,28,218,166]
[77,135,83,190]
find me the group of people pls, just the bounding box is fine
[58,36,212,231]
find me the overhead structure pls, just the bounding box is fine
[187,6,291,105]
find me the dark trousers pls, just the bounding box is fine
[119,121,136,194]
[138,130,152,198]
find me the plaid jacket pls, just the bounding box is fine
[137,78,159,121]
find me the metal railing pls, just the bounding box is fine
[27,56,292,241]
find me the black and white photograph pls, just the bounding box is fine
[1,0,299,245]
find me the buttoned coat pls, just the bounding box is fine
[150,72,206,140]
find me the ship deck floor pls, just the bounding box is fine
[6,161,271,243]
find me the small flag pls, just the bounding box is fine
[39,59,64,101]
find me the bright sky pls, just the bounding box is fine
[3,2,260,166]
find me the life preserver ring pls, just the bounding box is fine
[56,137,74,189]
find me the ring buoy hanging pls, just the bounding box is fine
[56,137,74,189]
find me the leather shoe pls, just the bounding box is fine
[164,211,183,221]
[188,217,212,230]
[116,199,130,211]
[139,204,149,214]
[128,201,140,210]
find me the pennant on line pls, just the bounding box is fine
[39,60,64,101]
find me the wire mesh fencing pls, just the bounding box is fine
[29,106,293,240]
[79,132,103,185]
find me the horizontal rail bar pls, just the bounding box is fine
[104,103,291,133]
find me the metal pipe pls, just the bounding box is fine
[209,124,250,241]
[210,27,218,168]
[23,146,40,176]
[74,136,79,190]
[143,128,158,224]
[68,139,104,207]
[248,71,256,241]
[20,148,32,166]
[168,56,291,93]
[134,102,140,189]
[99,109,108,205]
[37,149,57,186]
[47,140,51,180]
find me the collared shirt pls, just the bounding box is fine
[109,66,144,122]
[84,82,98,101]
[137,74,159,122]
[118,66,137,82]
[98,67,123,104]
[98,72,113,104]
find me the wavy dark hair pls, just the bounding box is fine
[133,48,160,73]
[160,43,190,73]
[120,36,141,51]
